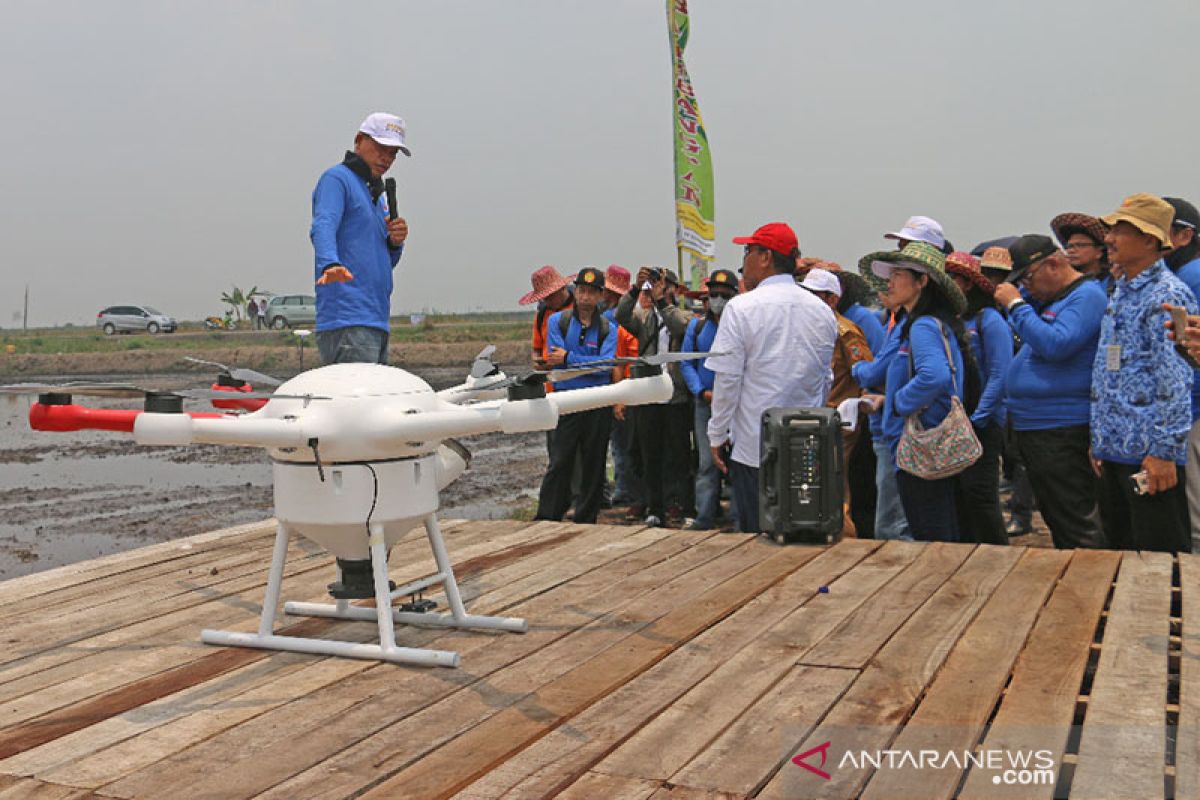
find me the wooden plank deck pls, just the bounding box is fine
[0,519,1193,800]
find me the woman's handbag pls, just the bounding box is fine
[894,324,982,480]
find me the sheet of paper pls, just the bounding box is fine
[836,397,862,432]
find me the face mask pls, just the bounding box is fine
[708,297,729,316]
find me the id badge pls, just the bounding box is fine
[1106,345,1121,371]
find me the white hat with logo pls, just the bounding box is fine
[884,215,945,248]
[358,112,411,156]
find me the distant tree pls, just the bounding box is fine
[220,285,260,321]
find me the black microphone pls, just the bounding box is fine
[384,178,398,220]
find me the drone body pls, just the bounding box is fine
[13,358,679,668]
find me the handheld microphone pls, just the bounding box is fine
[384,178,398,220]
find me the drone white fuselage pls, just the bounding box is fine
[132,362,672,560]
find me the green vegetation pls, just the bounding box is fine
[0,312,532,355]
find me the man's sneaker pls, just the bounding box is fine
[626,504,646,521]
[686,519,714,531]
[644,515,664,528]
[1005,518,1033,537]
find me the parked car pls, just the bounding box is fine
[266,294,317,329]
[96,305,177,335]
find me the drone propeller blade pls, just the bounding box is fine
[0,382,157,399]
[183,356,282,387]
[626,350,724,366]
[177,388,329,402]
[182,356,232,373]
[228,368,283,387]
[469,345,500,379]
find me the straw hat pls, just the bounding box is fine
[868,242,968,316]
[979,246,1013,273]
[519,265,574,305]
[857,251,893,295]
[604,264,631,294]
[1050,213,1106,249]
[945,251,995,297]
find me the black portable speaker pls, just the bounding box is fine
[759,407,844,545]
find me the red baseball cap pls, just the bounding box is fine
[732,222,799,257]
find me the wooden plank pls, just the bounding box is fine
[0,775,96,799]
[21,526,691,789]
[798,541,972,668]
[0,519,569,761]
[95,529,745,798]
[0,517,550,700]
[586,540,912,787]
[556,772,662,800]
[1071,551,1173,799]
[451,541,883,798]
[955,548,1121,799]
[0,520,279,605]
[756,544,1022,800]
[670,665,856,796]
[1178,553,1200,800]
[354,544,821,799]
[859,547,1070,799]
[0,519,526,723]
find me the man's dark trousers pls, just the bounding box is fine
[1098,461,1191,553]
[535,408,612,524]
[1014,425,1104,549]
[729,459,760,533]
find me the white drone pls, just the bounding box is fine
[3,347,707,668]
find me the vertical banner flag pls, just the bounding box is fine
[669,0,715,270]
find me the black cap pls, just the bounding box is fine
[705,269,739,293]
[1006,234,1058,283]
[574,267,605,289]
[1164,197,1200,231]
[662,268,681,286]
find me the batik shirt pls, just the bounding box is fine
[1090,260,1198,465]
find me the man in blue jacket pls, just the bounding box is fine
[994,235,1106,549]
[533,268,618,524]
[680,268,738,529]
[310,112,411,365]
[1091,194,1197,553]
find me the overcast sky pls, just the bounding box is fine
[2,0,1198,327]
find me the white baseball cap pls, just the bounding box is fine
[884,215,945,248]
[358,112,411,156]
[799,268,842,297]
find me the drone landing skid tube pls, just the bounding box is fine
[200,514,526,668]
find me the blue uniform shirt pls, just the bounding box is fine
[964,306,1012,428]
[851,312,904,440]
[881,317,965,452]
[546,309,617,391]
[1005,278,1106,431]
[680,315,720,396]
[1091,260,1198,465]
[844,303,887,355]
[310,163,404,332]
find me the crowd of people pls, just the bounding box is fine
[305,113,1200,556]
[522,193,1200,555]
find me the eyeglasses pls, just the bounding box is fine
[1020,259,1049,284]
[743,245,763,257]
[1065,241,1099,251]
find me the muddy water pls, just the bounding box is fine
[0,369,545,579]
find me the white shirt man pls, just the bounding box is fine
[706,222,837,532]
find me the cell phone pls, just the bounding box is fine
[1169,304,1190,340]
[1131,470,1149,495]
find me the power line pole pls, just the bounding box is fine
[23,285,28,331]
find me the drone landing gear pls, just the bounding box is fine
[199,513,527,668]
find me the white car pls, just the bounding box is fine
[96,305,177,335]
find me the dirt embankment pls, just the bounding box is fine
[0,340,531,379]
